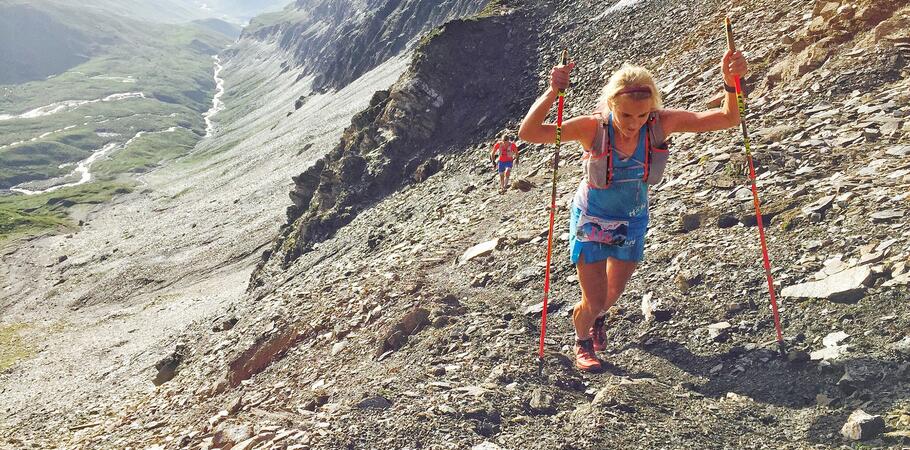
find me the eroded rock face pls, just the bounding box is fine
[265,11,538,269]
[765,0,907,90]
[244,0,488,93]
[213,323,303,394]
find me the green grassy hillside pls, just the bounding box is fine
[0,1,232,242]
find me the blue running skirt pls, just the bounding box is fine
[569,181,648,264]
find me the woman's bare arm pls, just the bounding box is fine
[662,49,747,134]
[518,61,597,148]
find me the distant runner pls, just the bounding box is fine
[490,133,519,194]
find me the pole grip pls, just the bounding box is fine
[725,17,736,52]
[559,49,568,66]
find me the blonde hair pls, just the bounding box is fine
[594,63,663,114]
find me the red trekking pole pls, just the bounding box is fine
[538,49,569,375]
[725,18,785,355]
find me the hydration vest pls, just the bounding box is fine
[583,111,671,189]
[494,141,517,163]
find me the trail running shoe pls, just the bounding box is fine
[590,316,607,352]
[573,338,602,372]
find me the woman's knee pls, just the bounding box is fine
[578,292,607,312]
[605,272,631,299]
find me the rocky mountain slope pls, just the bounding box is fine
[265,5,538,268]
[2,0,908,448]
[0,0,485,446]
[243,0,489,93]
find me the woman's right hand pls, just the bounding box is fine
[550,61,575,92]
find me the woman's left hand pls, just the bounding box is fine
[721,50,748,81]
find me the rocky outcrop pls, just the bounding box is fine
[763,0,908,90]
[268,5,538,268]
[244,0,489,92]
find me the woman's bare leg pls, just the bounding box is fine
[573,253,608,339]
[601,257,638,314]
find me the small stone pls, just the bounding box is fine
[471,272,493,288]
[458,239,501,265]
[863,128,881,142]
[152,345,187,386]
[883,273,910,288]
[724,301,753,319]
[356,395,392,410]
[509,266,541,289]
[474,421,498,437]
[802,195,835,216]
[780,266,872,303]
[226,396,244,415]
[641,292,672,322]
[888,336,910,355]
[885,145,910,157]
[811,345,848,361]
[212,423,254,448]
[377,308,430,356]
[679,213,702,233]
[525,301,561,316]
[331,341,347,356]
[511,178,535,192]
[471,443,503,450]
[823,331,849,348]
[734,187,753,202]
[840,409,885,441]
[837,371,857,395]
[708,322,732,342]
[528,388,555,415]
[810,331,852,361]
[213,317,238,332]
[233,433,276,450]
[675,270,703,294]
[870,209,904,223]
[207,410,229,431]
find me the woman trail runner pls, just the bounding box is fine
[490,133,519,194]
[519,49,748,372]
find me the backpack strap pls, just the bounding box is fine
[646,111,669,150]
[602,115,614,188]
[589,113,614,189]
[643,112,671,181]
[643,127,651,182]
